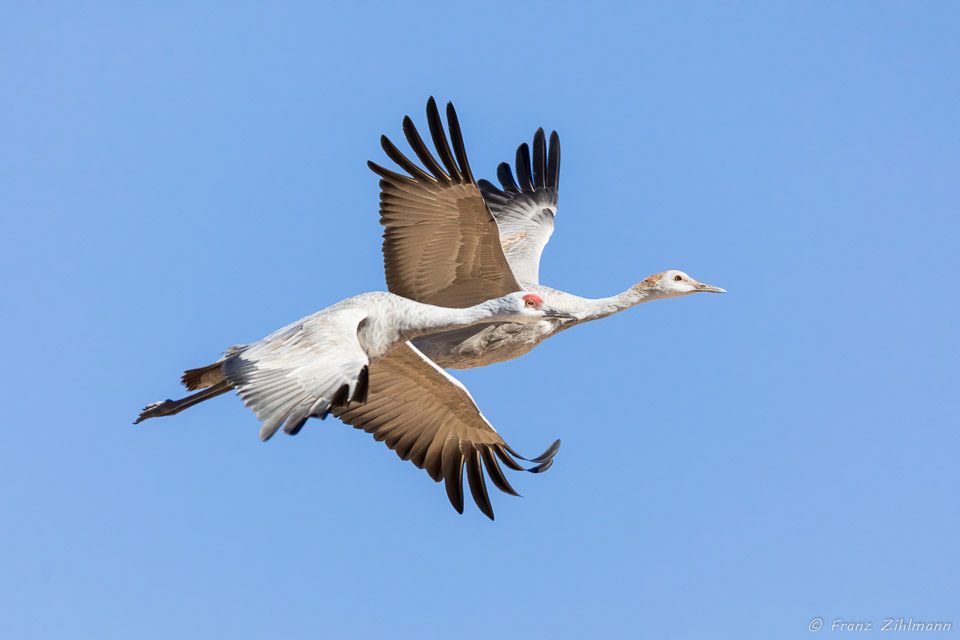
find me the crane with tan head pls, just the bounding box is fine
[370,98,725,369]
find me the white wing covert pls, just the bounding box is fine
[221,307,371,441]
[478,128,560,286]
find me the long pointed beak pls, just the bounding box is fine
[542,304,576,319]
[694,281,726,293]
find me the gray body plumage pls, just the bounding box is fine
[412,284,660,368]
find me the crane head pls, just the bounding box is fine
[647,270,726,297]
[492,292,575,322]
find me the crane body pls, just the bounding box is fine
[370,99,725,370]
[136,290,570,519]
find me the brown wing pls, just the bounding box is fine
[370,97,523,308]
[331,342,560,520]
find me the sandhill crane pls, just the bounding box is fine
[370,98,725,368]
[136,291,571,519]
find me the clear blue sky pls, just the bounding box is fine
[2,3,957,639]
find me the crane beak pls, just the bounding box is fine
[542,305,576,319]
[693,281,726,293]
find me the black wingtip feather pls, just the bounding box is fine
[330,384,350,409]
[465,450,494,520]
[284,415,309,436]
[402,115,449,182]
[493,446,527,472]
[530,438,562,463]
[504,438,561,464]
[527,458,554,474]
[547,130,560,190]
[426,98,461,180]
[497,162,520,193]
[380,135,435,183]
[477,178,500,195]
[515,143,533,191]
[445,462,465,514]
[532,128,546,190]
[350,366,369,404]
[442,438,464,514]
[482,448,521,497]
[368,160,417,186]
[445,102,475,184]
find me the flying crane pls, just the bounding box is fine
[136,291,570,519]
[370,98,725,369]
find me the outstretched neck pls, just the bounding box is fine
[578,283,665,322]
[399,299,509,341]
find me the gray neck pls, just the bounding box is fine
[399,299,508,341]
[576,284,666,323]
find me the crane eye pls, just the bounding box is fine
[674,275,683,282]
[525,299,536,307]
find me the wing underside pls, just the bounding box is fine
[478,127,560,285]
[333,342,559,519]
[371,98,522,308]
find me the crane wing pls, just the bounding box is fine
[478,128,560,286]
[370,97,523,309]
[220,307,371,442]
[332,342,560,520]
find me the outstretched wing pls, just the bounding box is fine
[370,97,522,309]
[221,307,371,441]
[332,342,560,520]
[478,128,560,285]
